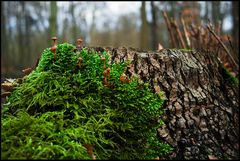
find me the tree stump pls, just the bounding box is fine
[1,46,238,159]
[90,47,239,160]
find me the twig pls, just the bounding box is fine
[162,11,177,48]
[172,19,186,48]
[170,18,180,48]
[197,26,202,49]
[207,25,239,69]
[216,21,221,36]
[227,35,234,53]
[181,16,191,48]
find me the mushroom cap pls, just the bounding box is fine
[78,57,83,61]
[22,67,32,75]
[52,36,57,40]
[120,73,128,82]
[77,39,83,43]
[101,57,106,61]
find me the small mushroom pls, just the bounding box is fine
[101,57,107,68]
[101,57,106,61]
[103,68,111,87]
[83,144,96,160]
[77,38,83,50]
[22,67,32,75]
[103,68,111,79]
[120,73,129,83]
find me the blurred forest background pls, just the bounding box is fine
[1,1,239,78]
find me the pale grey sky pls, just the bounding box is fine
[7,1,232,36]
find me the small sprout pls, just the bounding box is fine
[103,68,111,87]
[51,37,57,61]
[22,67,32,75]
[103,68,111,78]
[103,77,108,87]
[77,57,83,68]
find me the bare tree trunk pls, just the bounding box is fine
[204,1,209,21]
[211,1,221,27]
[17,1,25,67]
[24,3,31,67]
[94,46,239,160]
[70,2,77,43]
[150,1,157,51]
[49,1,57,39]
[169,1,176,18]
[1,1,8,70]
[90,4,97,44]
[140,1,148,50]
[232,1,239,60]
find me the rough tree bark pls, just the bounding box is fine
[93,47,239,160]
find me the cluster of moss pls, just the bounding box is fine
[1,43,172,159]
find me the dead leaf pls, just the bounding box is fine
[157,43,164,51]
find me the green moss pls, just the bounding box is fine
[178,48,193,52]
[1,43,172,159]
[221,65,239,86]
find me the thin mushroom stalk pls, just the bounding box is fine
[77,38,83,51]
[101,57,107,69]
[51,37,57,61]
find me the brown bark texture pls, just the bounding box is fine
[92,46,239,160]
